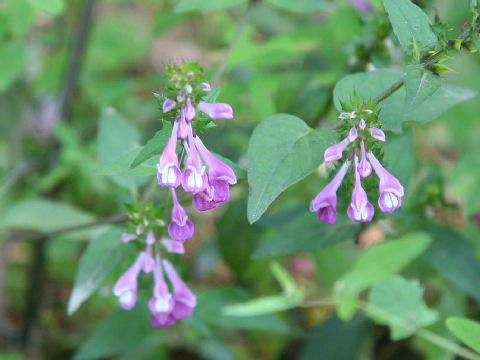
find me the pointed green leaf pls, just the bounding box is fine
[96,148,158,177]
[368,276,439,340]
[130,121,172,169]
[404,64,442,111]
[247,114,337,223]
[27,0,65,15]
[383,0,437,60]
[0,42,25,93]
[266,0,332,13]
[175,0,247,13]
[446,317,480,353]
[68,228,134,315]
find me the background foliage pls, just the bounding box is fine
[1,0,480,359]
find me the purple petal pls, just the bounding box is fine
[121,233,137,243]
[359,118,367,130]
[149,256,175,320]
[370,127,386,142]
[202,82,211,92]
[193,185,219,212]
[198,101,234,119]
[352,0,372,13]
[163,98,176,113]
[347,156,374,222]
[181,131,207,194]
[194,136,237,185]
[142,246,155,274]
[162,238,185,254]
[348,126,358,142]
[185,97,196,121]
[158,122,181,188]
[358,141,372,178]
[113,253,144,310]
[163,260,196,320]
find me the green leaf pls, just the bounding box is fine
[266,0,332,13]
[130,121,172,169]
[446,317,480,353]
[448,154,480,217]
[192,287,289,333]
[300,315,369,360]
[0,198,94,237]
[96,148,158,177]
[74,304,155,360]
[333,70,477,133]
[247,114,337,223]
[27,0,65,15]
[97,107,140,188]
[175,0,247,13]
[334,232,431,320]
[404,64,442,111]
[382,0,437,60]
[67,228,134,315]
[382,129,415,189]
[367,276,438,340]
[0,42,25,92]
[253,212,359,258]
[424,226,480,301]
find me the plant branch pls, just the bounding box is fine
[212,4,254,85]
[11,214,128,242]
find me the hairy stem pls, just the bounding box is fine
[212,4,254,85]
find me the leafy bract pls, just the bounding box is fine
[247,114,337,223]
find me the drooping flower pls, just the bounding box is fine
[113,253,145,310]
[202,82,211,92]
[367,151,404,213]
[185,97,196,121]
[161,238,185,254]
[194,135,236,203]
[310,161,351,225]
[358,140,372,178]
[168,188,194,242]
[193,184,219,212]
[157,121,181,188]
[122,233,137,243]
[181,130,207,194]
[351,0,372,13]
[163,99,176,113]
[324,127,357,162]
[142,244,155,274]
[163,259,197,320]
[149,255,176,328]
[177,111,190,140]
[347,156,375,222]
[198,101,234,119]
[359,118,367,130]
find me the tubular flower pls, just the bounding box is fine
[181,130,207,194]
[149,255,176,328]
[113,253,145,310]
[157,121,181,188]
[310,161,351,225]
[193,184,219,212]
[367,151,404,213]
[358,140,372,178]
[324,127,357,162]
[163,259,197,320]
[162,99,176,113]
[168,188,194,242]
[347,156,375,222]
[198,101,234,119]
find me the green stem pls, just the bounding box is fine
[212,4,254,85]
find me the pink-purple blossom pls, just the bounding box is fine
[113,253,144,310]
[168,189,194,242]
[198,101,234,119]
[347,156,375,222]
[157,121,181,188]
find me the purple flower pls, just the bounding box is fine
[310,160,351,225]
[193,185,219,212]
[352,0,372,13]
[122,233,137,243]
[202,82,211,92]
[198,101,234,119]
[163,259,197,320]
[324,127,357,162]
[370,127,386,142]
[177,111,190,140]
[359,118,367,130]
[348,126,358,142]
[163,99,176,113]
[185,97,196,121]
[161,238,185,254]
[367,151,404,213]
[358,140,372,178]
[347,156,375,222]
[157,121,181,188]
[181,130,207,194]
[168,189,194,242]
[149,255,176,328]
[142,244,155,274]
[194,135,236,203]
[146,230,155,245]
[113,253,144,310]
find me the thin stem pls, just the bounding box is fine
[212,4,253,85]
[11,214,128,242]
[373,78,404,103]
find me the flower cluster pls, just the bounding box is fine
[113,63,237,328]
[310,109,404,224]
[114,224,195,328]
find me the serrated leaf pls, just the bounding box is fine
[175,0,247,13]
[446,317,480,353]
[253,212,359,258]
[130,121,172,169]
[247,114,337,223]
[383,0,437,61]
[367,276,438,340]
[266,0,332,13]
[68,228,134,315]
[404,64,442,111]
[334,232,431,320]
